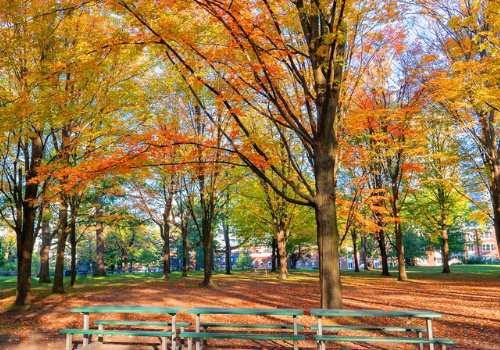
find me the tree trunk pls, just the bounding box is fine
[277,230,289,279]
[38,210,51,283]
[361,235,369,271]
[377,232,391,276]
[182,226,189,277]
[200,224,214,287]
[93,194,107,277]
[223,221,232,275]
[441,207,450,273]
[161,225,170,279]
[53,199,69,294]
[271,238,277,273]
[314,137,343,308]
[352,229,359,272]
[395,222,407,281]
[15,135,43,306]
[70,219,77,286]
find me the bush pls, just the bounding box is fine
[466,256,483,264]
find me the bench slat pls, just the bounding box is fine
[200,322,304,330]
[313,335,454,344]
[180,332,304,341]
[60,329,174,337]
[93,320,191,327]
[310,325,426,332]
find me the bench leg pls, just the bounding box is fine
[66,334,73,350]
[203,327,208,346]
[161,336,167,350]
[441,346,446,350]
[293,340,298,350]
[418,332,423,350]
[188,338,192,350]
[98,324,104,343]
[196,337,200,350]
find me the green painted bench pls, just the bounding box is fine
[60,328,174,350]
[310,309,453,350]
[180,332,305,350]
[184,307,304,350]
[313,335,454,350]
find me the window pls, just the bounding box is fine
[482,232,493,239]
[482,243,495,252]
[348,261,353,269]
[311,260,315,267]
[298,262,302,268]
[260,262,264,267]
[305,261,309,267]
[268,262,272,268]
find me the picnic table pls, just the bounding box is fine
[180,307,305,350]
[253,267,268,275]
[310,309,454,350]
[61,305,187,350]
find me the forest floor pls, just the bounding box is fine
[0,265,499,350]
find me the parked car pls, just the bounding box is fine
[77,270,88,276]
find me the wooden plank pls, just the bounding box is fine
[71,305,185,314]
[312,335,454,344]
[185,307,303,315]
[200,322,304,329]
[60,329,174,337]
[310,309,442,318]
[93,320,192,327]
[179,332,305,341]
[310,325,427,332]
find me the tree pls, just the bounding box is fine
[235,250,253,269]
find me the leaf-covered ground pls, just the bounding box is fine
[0,265,499,350]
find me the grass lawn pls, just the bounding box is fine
[0,265,499,349]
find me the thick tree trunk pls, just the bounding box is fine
[93,194,106,277]
[352,229,359,272]
[161,225,170,279]
[38,211,51,283]
[313,136,343,308]
[53,200,69,294]
[441,208,450,273]
[377,232,391,276]
[271,238,277,272]
[15,135,43,306]
[277,230,289,279]
[70,219,77,286]
[223,222,232,275]
[200,225,214,287]
[395,222,407,281]
[361,235,369,271]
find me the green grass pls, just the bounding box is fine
[1,265,498,304]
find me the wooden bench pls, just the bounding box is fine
[253,268,268,275]
[60,328,174,350]
[313,335,454,349]
[182,307,304,350]
[311,309,453,350]
[93,320,191,343]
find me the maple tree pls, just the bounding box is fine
[419,0,500,247]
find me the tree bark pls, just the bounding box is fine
[52,199,69,294]
[277,230,289,279]
[377,231,391,276]
[361,235,369,271]
[70,218,77,286]
[223,220,232,275]
[352,229,359,272]
[441,206,450,273]
[93,193,106,277]
[395,222,407,281]
[38,209,51,283]
[271,238,277,273]
[15,135,43,306]
[182,224,189,277]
